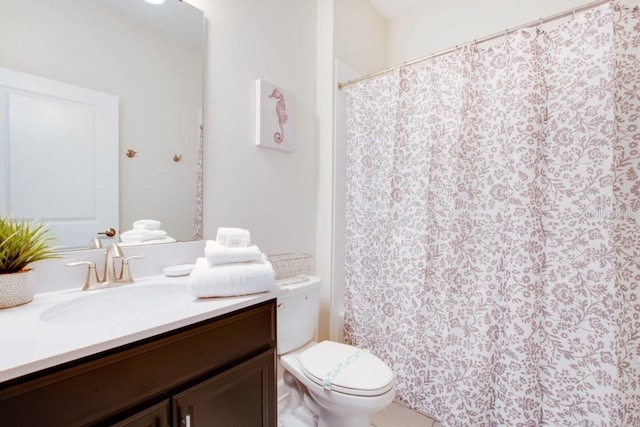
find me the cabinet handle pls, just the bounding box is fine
[182,414,191,427]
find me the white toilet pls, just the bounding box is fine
[277,278,396,427]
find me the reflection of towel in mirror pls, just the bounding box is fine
[188,255,276,297]
[120,229,168,243]
[216,227,251,248]
[119,237,176,247]
[133,219,161,230]
[205,240,262,265]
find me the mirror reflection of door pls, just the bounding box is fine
[0,67,118,250]
[0,0,204,249]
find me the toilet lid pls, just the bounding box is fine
[297,341,394,397]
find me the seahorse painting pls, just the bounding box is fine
[268,88,287,143]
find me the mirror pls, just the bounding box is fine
[0,0,204,250]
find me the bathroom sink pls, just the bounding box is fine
[39,283,192,324]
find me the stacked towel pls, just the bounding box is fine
[120,219,174,244]
[189,255,275,297]
[119,237,176,247]
[133,219,161,230]
[216,227,251,248]
[188,228,275,297]
[120,229,168,242]
[205,240,262,265]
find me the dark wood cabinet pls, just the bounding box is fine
[112,400,170,427]
[0,300,276,427]
[174,350,275,427]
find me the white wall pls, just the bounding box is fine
[185,0,385,345]
[334,0,388,75]
[188,0,317,257]
[0,0,201,242]
[387,0,620,65]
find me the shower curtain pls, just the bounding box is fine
[344,3,640,426]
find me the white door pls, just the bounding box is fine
[0,67,118,250]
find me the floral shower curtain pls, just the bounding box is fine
[344,3,640,426]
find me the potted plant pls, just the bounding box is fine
[0,216,58,308]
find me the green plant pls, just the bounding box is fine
[0,217,58,274]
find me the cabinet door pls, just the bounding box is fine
[173,350,276,427]
[110,400,170,427]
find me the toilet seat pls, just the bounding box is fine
[297,341,394,397]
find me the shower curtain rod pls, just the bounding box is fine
[337,0,611,90]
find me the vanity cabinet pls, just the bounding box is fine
[173,350,274,426]
[112,400,170,427]
[0,300,276,426]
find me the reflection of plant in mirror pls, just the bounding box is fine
[0,217,59,274]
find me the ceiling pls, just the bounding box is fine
[96,0,203,47]
[367,0,430,20]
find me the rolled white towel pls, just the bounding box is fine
[133,219,162,230]
[120,229,168,243]
[205,240,262,265]
[188,254,276,297]
[216,227,251,248]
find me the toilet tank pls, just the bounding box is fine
[277,278,321,354]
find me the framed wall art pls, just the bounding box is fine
[255,79,296,152]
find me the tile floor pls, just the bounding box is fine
[371,401,442,427]
[278,395,441,427]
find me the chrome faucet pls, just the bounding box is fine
[66,243,143,290]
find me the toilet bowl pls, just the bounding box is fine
[277,279,396,427]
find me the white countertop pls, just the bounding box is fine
[0,275,289,383]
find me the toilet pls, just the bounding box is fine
[277,278,396,427]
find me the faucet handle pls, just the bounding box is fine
[119,255,144,284]
[66,261,100,291]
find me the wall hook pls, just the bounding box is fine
[173,154,182,162]
[126,149,138,158]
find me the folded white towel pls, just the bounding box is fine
[133,219,162,230]
[188,254,276,297]
[205,240,262,265]
[216,227,251,248]
[120,229,168,243]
